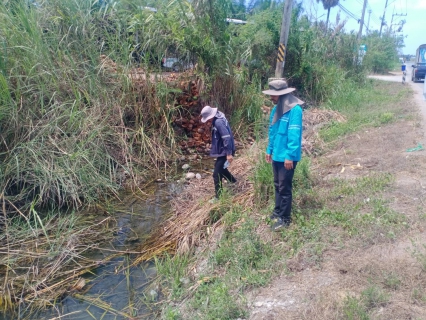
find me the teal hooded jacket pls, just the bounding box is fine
[266,105,303,162]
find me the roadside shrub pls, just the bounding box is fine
[362,33,399,74]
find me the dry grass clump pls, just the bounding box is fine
[134,144,262,263]
[303,108,347,156]
[0,209,116,313]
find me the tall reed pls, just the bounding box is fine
[0,0,180,212]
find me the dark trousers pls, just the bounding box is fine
[272,160,297,223]
[213,156,237,198]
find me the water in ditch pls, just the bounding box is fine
[25,181,182,320]
[1,159,214,320]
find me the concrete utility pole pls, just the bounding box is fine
[275,0,293,78]
[367,9,372,34]
[379,0,389,37]
[357,0,368,40]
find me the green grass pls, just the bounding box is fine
[342,296,370,320]
[191,280,248,320]
[154,165,403,318]
[362,285,390,309]
[383,272,401,290]
[340,285,390,320]
[153,207,276,318]
[162,306,182,320]
[321,80,411,142]
[154,155,405,319]
[154,253,192,300]
[212,216,273,286]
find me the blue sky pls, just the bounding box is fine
[300,0,426,54]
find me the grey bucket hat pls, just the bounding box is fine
[262,79,295,95]
[200,105,218,123]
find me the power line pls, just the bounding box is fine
[367,3,381,21]
[338,3,360,22]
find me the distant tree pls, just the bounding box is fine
[316,0,339,31]
[246,0,281,13]
[230,0,246,19]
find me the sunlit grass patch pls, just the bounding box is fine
[212,215,273,286]
[155,253,192,300]
[342,295,370,320]
[191,279,248,320]
[339,285,389,320]
[378,112,395,125]
[321,80,411,142]
[382,272,402,291]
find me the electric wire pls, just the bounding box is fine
[338,3,360,22]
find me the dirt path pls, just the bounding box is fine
[247,78,426,319]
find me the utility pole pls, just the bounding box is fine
[357,0,368,40]
[389,11,395,33]
[367,9,372,34]
[389,13,407,34]
[275,0,293,78]
[379,0,388,37]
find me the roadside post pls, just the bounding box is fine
[401,63,406,84]
[356,44,367,65]
[423,77,426,100]
[275,0,293,78]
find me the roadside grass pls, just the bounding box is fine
[154,165,405,319]
[153,80,414,319]
[339,284,390,320]
[321,79,411,143]
[155,208,277,320]
[154,253,192,300]
[411,242,426,272]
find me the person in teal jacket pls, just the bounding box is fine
[262,79,304,231]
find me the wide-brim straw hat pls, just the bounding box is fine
[200,105,218,123]
[262,79,295,95]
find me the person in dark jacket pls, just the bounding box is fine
[200,105,237,199]
[262,79,304,231]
